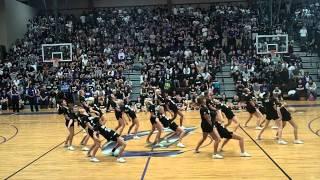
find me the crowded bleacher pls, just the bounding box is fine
[0,3,319,112]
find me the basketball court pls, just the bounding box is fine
[0,101,319,180]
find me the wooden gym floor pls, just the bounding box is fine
[0,101,320,180]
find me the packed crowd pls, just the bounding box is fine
[0,3,318,113]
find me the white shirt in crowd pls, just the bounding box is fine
[94,90,105,97]
[81,54,88,67]
[262,56,271,64]
[5,62,12,68]
[80,15,86,24]
[202,27,208,37]
[299,28,307,37]
[118,51,125,60]
[242,71,250,82]
[288,65,296,71]
[97,16,103,23]
[104,47,112,54]
[184,49,192,58]
[282,62,289,69]
[276,28,282,34]
[183,67,191,75]
[106,58,112,66]
[306,82,317,91]
[201,48,208,56]
[201,72,210,80]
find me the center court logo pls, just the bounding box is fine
[101,127,197,158]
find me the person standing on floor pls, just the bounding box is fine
[26,84,39,112]
[10,86,20,113]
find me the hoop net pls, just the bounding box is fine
[270,50,276,58]
[50,58,60,68]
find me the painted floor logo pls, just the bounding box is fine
[101,127,197,158]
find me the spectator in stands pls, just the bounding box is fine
[299,26,308,44]
[305,79,317,100]
[296,79,306,100]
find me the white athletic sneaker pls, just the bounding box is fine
[81,147,90,151]
[293,140,304,144]
[155,143,166,148]
[212,154,224,159]
[133,135,140,140]
[255,126,263,130]
[113,148,121,157]
[90,157,100,162]
[176,142,185,148]
[67,146,75,151]
[271,126,278,129]
[278,139,288,145]
[117,157,126,163]
[240,152,251,157]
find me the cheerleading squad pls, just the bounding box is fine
[57,88,303,163]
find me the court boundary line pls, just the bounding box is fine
[0,136,6,144]
[240,126,292,180]
[307,116,320,137]
[0,125,19,145]
[4,130,82,179]
[140,156,152,180]
[140,133,156,180]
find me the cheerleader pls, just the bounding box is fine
[216,120,251,157]
[243,88,264,129]
[145,101,164,146]
[58,99,75,151]
[157,106,186,148]
[195,96,223,159]
[213,99,240,132]
[95,115,127,163]
[257,93,287,145]
[110,97,127,136]
[78,92,101,151]
[277,102,304,144]
[165,96,185,127]
[78,108,101,162]
[124,103,140,139]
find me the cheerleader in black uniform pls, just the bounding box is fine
[93,121,127,163]
[215,120,251,157]
[78,108,101,162]
[154,89,168,112]
[157,106,186,148]
[111,97,127,136]
[277,102,304,144]
[243,88,264,129]
[213,99,240,132]
[78,91,101,151]
[124,103,140,139]
[145,100,164,146]
[58,99,75,151]
[195,96,223,159]
[257,93,287,145]
[165,97,184,127]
